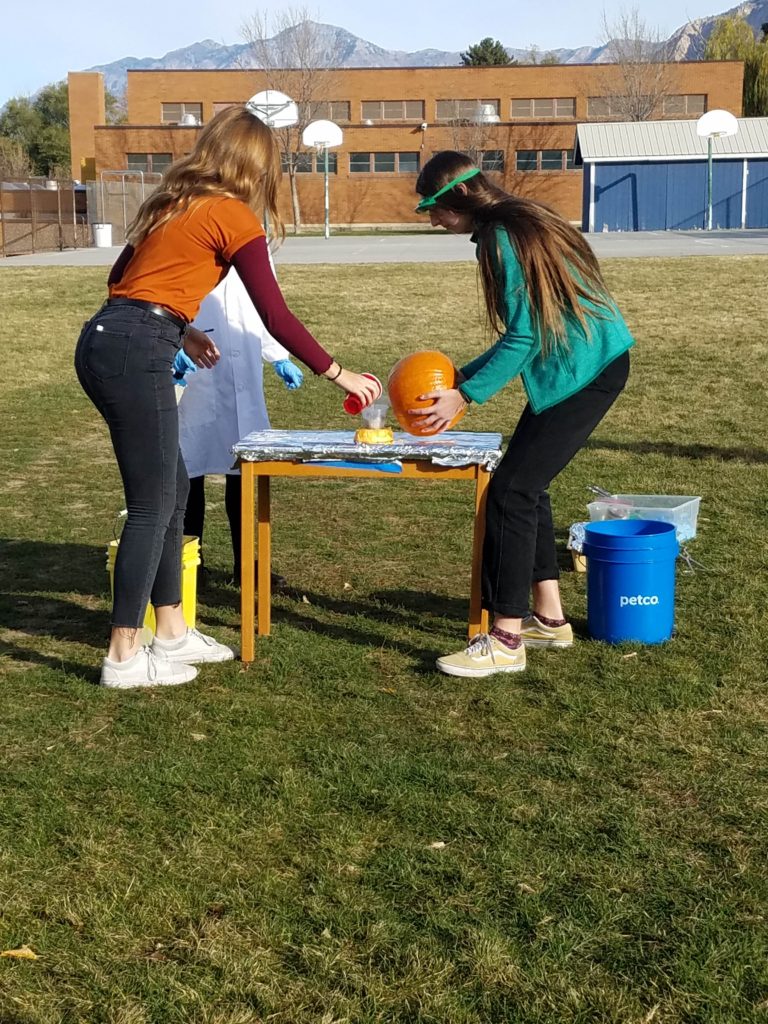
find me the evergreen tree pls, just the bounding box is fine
[460,38,514,66]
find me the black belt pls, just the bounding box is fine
[106,297,187,332]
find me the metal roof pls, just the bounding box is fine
[575,117,768,163]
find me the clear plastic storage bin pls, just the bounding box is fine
[587,494,701,543]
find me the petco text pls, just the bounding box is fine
[620,594,660,607]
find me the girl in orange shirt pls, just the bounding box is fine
[75,105,378,688]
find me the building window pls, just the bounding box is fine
[349,151,420,173]
[662,94,707,116]
[540,149,565,171]
[515,150,538,172]
[397,152,420,173]
[303,100,351,123]
[374,152,396,172]
[436,99,500,121]
[160,102,203,125]
[481,150,505,172]
[515,149,574,172]
[281,152,338,173]
[361,100,425,121]
[510,97,575,118]
[126,152,173,173]
[587,96,612,119]
[212,102,238,115]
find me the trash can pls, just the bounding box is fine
[583,520,678,644]
[92,222,113,247]
[106,535,200,636]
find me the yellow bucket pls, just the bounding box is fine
[571,550,587,573]
[106,535,200,635]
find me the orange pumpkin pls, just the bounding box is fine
[387,350,466,437]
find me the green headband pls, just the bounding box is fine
[415,167,481,212]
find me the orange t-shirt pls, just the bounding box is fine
[109,196,265,322]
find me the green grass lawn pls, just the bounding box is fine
[1,257,767,1023]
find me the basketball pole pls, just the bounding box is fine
[323,145,330,239]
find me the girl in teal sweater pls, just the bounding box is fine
[413,151,634,678]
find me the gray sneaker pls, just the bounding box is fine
[151,628,235,664]
[100,646,198,688]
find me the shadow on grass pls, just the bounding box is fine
[202,529,579,634]
[586,437,768,464]
[1,538,108,662]
[0,639,96,682]
[1,538,105,596]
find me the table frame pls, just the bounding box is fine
[238,458,491,663]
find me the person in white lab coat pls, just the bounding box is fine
[179,267,302,588]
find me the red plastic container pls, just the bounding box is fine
[343,373,383,415]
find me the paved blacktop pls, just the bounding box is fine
[2,229,768,267]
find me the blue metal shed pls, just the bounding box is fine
[575,118,768,232]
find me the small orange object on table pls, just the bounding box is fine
[231,429,502,663]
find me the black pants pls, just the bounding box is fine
[75,305,188,628]
[483,351,630,618]
[184,474,244,573]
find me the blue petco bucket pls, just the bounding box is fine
[583,520,678,644]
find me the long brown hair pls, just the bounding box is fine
[127,105,283,245]
[416,151,612,354]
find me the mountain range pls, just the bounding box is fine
[87,0,768,98]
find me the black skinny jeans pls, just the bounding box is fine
[483,350,630,619]
[74,305,189,628]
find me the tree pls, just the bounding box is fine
[106,89,128,126]
[443,102,502,169]
[460,38,514,67]
[0,137,33,178]
[522,44,560,66]
[705,14,768,116]
[0,81,71,176]
[241,7,345,232]
[599,8,674,121]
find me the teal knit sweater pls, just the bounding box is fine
[458,227,635,414]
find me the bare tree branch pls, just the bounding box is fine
[241,7,344,231]
[447,106,497,164]
[599,7,676,121]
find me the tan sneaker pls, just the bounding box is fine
[520,614,574,648]
[436,633,526,678]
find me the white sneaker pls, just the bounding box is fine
[151,627,235,664]
[100,646,198,689]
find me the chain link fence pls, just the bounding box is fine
[85,171,163,247]
[0,178,89,256]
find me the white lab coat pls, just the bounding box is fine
[179,267,290,477]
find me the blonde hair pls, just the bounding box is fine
[127,105,283,244]
[416,151,612,355]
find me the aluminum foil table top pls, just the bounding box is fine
[232,429,503,470]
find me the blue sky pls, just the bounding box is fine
[1,0,715,107]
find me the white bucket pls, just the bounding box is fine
[92,223,113,247]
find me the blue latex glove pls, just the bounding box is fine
[273,358,304,390]
[172,347,198,387]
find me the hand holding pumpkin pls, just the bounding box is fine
[408,388,469,434]
[388,350,467,436]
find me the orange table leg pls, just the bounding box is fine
[257,475,272,636]
[240,461,256,663]
[469,466,490,639]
